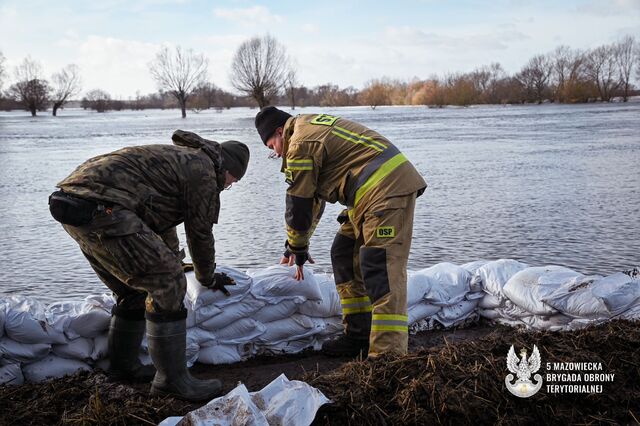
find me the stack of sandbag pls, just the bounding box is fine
[0,295,113,384]
[408,263,482,333]
[471,261,640,331]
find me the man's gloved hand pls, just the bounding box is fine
[281,241,315,281]
[181,262,195,273]
[206,272,236,296]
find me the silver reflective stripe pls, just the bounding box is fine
[345,144,401,207]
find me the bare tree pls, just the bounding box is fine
[149,46,209,118]
[230,35,289,108]
[51,64,82,116]
[286,68,298,110]
[9,57,50,116]
[585,44,620,102]
[614,35,636,102]
[516,54,553,103]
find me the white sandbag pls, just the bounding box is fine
[159,374,330,426]
[408,303,441,324]
[407,270,431,306]
[472,259,529,300]
[4,296,67,344]
[496,301,532,320]
[0,363,23,385]
[315,317,343,337]
[254,298,304,323]
[518,314,575,331]
[460,260,489,275]
[434,312,478,329]
[22,355,91,383]
[541,275,609,319]
[199,295,265,331]
[438,300,479,322]
[212,318,266,345]
[187,303,222,328]
[0,337,51,363]
[478,292,503,309]
[298,281,341,318]
[249,265,323,302]
[185,267,252,309]
[477,308,501,320]
[420,262,471,306]
[503,266,581,315]
[257,314,325,345]
[259,336,317,355]
[67,305,111,339]
[91,334,108,361]
[591,272,640,316]
[52,337,94,361]
[198,343,254,365]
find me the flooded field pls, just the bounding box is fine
[0,102,638,302]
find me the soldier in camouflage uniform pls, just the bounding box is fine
[255,107,426,359]
[49,130,249,402]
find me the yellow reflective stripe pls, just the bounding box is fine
[286,229,309,247]
[342,305,373,314]
[341,296,372,314]
[354,153,407,207]
[371,325,408,332]
[287,159,313,164]
[288,166,313,170]
[331,127,385,153]
[341,296,371,305]
[372,314,408,321]
[334,126,387,151]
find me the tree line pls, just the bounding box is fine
[0,34,638,117]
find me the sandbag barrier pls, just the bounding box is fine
[1,261,638,384]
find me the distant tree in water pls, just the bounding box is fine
[230,35,290,108]
[615,36,636,102]
[148,46,209,118]
[51,64,82,116]
[285,68,298,110]
[9,57,50,116]
[360,79,391,109]
[585,44,620,102]
[82,89,113,112]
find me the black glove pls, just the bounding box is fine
[284,241,309,267]
[207,272,236,296]
[181,262,194,273]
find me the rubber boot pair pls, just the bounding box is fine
[146,309,223,402]
[107,309,156,383]
[322,312,371,358]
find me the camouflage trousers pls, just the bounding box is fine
[331,192,417,358]
[63,206,186,313]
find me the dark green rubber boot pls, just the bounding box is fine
[107,311,156,383]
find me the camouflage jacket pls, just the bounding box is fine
[58,130,225,285]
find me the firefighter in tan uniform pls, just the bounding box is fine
[255,107,426,358]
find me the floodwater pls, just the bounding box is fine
[0,103,638,303]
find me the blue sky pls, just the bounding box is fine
[2,0,639,98]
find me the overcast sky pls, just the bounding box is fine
[2,0,639,99]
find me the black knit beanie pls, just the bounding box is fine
[254,106,292,144]
[220,141,250,180]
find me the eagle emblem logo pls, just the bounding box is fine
[505,345,543,398]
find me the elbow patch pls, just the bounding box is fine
[285,194,314,231]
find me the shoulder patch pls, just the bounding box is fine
[310,114,338,126]
[284,168,294,184]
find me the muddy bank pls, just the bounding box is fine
[2,321,638,425]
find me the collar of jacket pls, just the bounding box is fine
[280,116,297,173]
[171,129,225,186]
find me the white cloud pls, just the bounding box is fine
[577,0,640,16]
[301,23,320,34]
[77,36,160,98]
[383,26,529,50]
[213,6,283,26]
